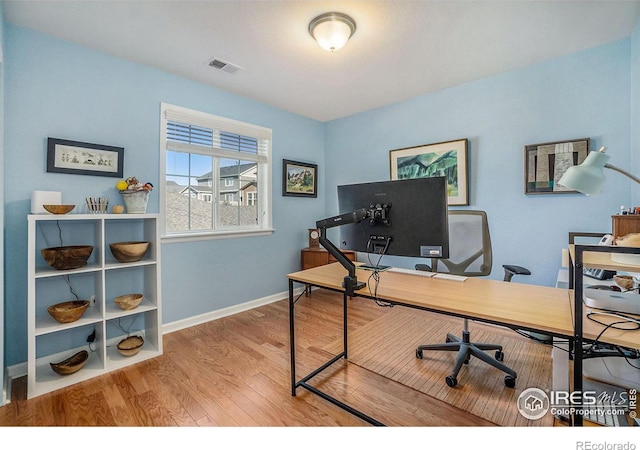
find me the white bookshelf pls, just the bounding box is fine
[27,213,162,399]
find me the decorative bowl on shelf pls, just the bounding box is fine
[41,245,93,270]
[47,300,90,323]
[43,204,75,215]
[50,350,89,375]
[114,293,144,311]
[117,336,144,357]
[109,241,149,263]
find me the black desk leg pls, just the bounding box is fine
[287,280,385,426]
[343,291,348,359]
[289,279,297,396]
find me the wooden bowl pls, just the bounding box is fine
[47,300,90,323]
[41,245,93,270]
[114,293,143,310]
[43,204,75,215]
[614,275,635,290]
[50,350,89,375]
[117,336,144,357]
[109,241,150,263]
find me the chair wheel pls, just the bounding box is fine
[495,350,504,361]
[416,349,423,359]
[445,337,452,343]
[504,375,516,388]
[446,376,458,387]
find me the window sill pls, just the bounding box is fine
[161,228,275,244]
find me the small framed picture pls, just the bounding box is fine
[390,138,469,206]
[47,138,124,178]
[282,159,318,198]
[524,138,589,194]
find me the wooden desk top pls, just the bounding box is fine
[288,263,575,338]
[289,263,640,350]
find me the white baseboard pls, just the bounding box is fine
[161,286,304,334]
[2,376,7,406]
[3,287,304,383]
[2,363,24,405]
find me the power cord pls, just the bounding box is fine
[584,308,640,369]
[365,238,394,308]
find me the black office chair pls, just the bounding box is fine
[414,210,530,388]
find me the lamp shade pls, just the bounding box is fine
[309,12,356,52]
[558,150,610,196]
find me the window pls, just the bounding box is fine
[160,103,272,240]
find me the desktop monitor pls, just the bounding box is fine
[336,177,449,261]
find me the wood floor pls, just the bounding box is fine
[1,289,510,426]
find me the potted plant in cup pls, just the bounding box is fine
[116,177,153,213]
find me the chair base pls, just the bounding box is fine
[416,331,517,388]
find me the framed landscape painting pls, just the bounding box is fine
[282,159,318,198]
[390,138,468,206]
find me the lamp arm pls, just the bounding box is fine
[604,164,640,185]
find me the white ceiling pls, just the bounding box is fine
[5,0,640,122]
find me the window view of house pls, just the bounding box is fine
[162,106,271,236]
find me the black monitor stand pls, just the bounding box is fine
[316,209,369,296]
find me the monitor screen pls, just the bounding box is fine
[336,177,449,260]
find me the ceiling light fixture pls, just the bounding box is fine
[309,12,356,52]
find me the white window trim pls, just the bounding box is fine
[159,102,273,241]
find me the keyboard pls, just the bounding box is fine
[386,267,468,281]
[386,267,436,277]
[433,273,468,282]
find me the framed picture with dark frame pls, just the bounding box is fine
[47,138,124,178]
[282,159,318,198]
[390,138,469,206]
[524,138,589,194]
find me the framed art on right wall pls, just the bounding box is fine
[524,138,589,194]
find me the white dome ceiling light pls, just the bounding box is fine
[308,12,356,52]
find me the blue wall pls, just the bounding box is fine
[632,14,640,207]
[324,39,632,287]
[4,24,324,367]
[0,1,5,406]
[3,21,638,369]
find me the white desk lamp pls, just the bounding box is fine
[558,146,640,195]
[559,146,640,263]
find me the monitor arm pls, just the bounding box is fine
[316,208,369,296]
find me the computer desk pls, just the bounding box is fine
[287,262,578,426]
[288,262,640,426]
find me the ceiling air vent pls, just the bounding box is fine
[207,57,242,74]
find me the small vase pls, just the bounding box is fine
[121,190,149,214]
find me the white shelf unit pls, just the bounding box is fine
[27,213,162,399]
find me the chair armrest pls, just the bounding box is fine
[502,264,531,282]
